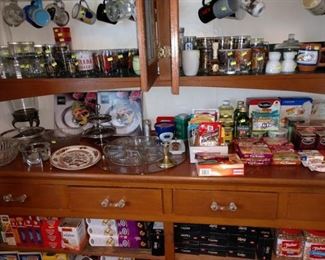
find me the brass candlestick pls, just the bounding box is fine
[159,142,175,169]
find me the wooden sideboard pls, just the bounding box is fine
[0,156,325,259]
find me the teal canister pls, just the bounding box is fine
[175,113,190,140]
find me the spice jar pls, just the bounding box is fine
[251,37,267,74]
[276,228,304,259]
[303,230,325,260]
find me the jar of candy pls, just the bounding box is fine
[303,230,325,260]
[276,229,304,259]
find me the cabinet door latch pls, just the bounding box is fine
[158,45,171,59]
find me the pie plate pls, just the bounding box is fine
[50,145,101,171]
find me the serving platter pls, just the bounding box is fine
[50,145,101,170]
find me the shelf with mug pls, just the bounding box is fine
[179,72,325,94]
[0,77,141,102]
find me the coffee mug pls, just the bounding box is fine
[24,0,50,28]
[72,0,96,25]
[297,43,325,72]
[303,0,325,15]
[182,50,200,76]
[213,0,240,18]
[46,0,69,26]
[96,0,117,24]
[198,0,218,23]
[3,0,25,27]
[241,0,265,17]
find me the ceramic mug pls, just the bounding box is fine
[241,0,265,17]
[213,0,240,19]
[297,43,325,72]
[72,0,96,25]
[46,0,69,26]
[182,50,200,76]
[303,0,325,15]
[2,0,25,27]
[24,0,50,28]
[96,0,118,24]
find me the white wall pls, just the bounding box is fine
[0,0,324,132]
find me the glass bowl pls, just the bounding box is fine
[0,138,19,166]
[103,136,163,166]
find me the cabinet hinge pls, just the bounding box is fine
[158,45,171,59]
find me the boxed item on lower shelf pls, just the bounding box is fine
[58,218,87,251]
[196,154,244,176]
[189,145,228,163]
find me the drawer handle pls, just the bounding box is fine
[100,198,126,208]
[3,193,28,203]
[210,201,238,212]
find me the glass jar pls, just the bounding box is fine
[303,230,325,260]
[0,46,9,79]
[251,38,267,74]
[75,50,94,77]
[276,229,304,259]
[43,44,59,78]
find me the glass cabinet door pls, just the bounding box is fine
[169,0,180,94]
[136,0,159,91]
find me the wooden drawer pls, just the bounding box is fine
[0,184,66,209]
[173,189,278,219]
[68,187,163,215]
[287,193,325,221]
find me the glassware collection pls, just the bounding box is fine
[0,27,139,79]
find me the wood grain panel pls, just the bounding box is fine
[287,192,325,221]
[173,189,278,219]
[0,184,67,209]
[68,187,163,215]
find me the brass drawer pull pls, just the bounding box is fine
[3,193,28,203]
[100,197,126,208]
[210,201,238,212]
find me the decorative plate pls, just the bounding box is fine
[50,145,101,171]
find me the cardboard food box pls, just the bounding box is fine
[247,97,280,131]
[189,145,228,163]
[58,218,86,251]
[279,97,313,127]
[196,154,244,176]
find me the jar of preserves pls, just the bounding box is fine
[276,228,304,259]
[303,230,325,260]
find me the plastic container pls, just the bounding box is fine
[276,228,304,259]
[303,230,325,260]
[268,128,289,139]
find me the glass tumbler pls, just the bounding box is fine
[20,142,51,171]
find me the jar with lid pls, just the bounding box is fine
[276,228,304,259]
[251,37,267,74]
[303,230,325,260]
[0,46,9,79]
[43,44,59,77]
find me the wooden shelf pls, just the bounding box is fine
[0,244,163,260]
[175,253,287,260]
[180,73,325,94]
[0,77,141,101]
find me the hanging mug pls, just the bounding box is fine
[24,0,50,28]
[2,0,25,27]
[72,0,96,25]
[198,0,218,23]
[96,0,117,24]
[241,0,265,17]
[46,0,69,26]
[53,0,70,26]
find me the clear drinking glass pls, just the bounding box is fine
[20,142,51,171]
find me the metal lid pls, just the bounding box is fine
[275,33,300,50]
